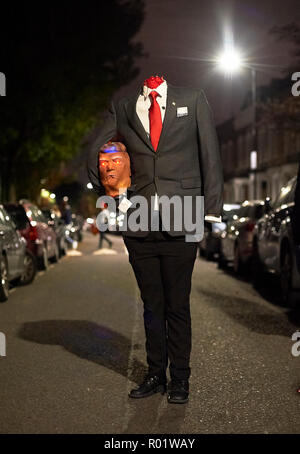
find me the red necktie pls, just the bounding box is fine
[149,91,162,151]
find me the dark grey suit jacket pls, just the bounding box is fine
[87,83,224,237]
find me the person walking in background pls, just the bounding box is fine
[60,200,72,225]
[98,205,113,249]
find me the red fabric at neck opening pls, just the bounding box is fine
[144,75,164,89]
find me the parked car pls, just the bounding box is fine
[218,200,266,273]
[0,205,36,302]
[253,176,300,306]
[41,208,68,257]
[4,200,59,270]
[199,203,241,260]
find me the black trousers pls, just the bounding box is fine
[124,227,197,381]
[98,232,112,249]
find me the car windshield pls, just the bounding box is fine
[27,205,48,223]
[238,204,265,220]
[0,208,6,226]
[273,177,296,209]
[223,208,240,222]
[42,210,51,221]
[4,205,28,229]
[253,204,265,219]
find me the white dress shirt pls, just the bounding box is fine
[135,80,221,224]
[136,80,167,136]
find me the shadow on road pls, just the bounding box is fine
[18,320,147,384]
[123,397,187,434]
[215,262,300,311]
[196,286,300,337]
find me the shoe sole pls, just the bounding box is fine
[167,396,189,404]
[128,385,166,399]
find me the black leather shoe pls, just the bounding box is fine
[129,375,167,399]
[167,379,189,404]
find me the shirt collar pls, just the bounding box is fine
[142,80,167,100]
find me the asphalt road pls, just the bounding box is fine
[0,232,299,434]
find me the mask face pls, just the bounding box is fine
[99,148,131,197]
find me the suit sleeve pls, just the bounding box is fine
[196,89,224,217]
[86,99,118,196]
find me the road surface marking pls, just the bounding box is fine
[66,250,83,256]
[92,249,117,255]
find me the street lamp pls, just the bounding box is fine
[216,47,258,199]
[216,48,243,76]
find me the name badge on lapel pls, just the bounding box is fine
[177,106,188,117]
[118,197,132,213]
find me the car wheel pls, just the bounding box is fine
[251,240,264,287]
[0,256,9,302]
[218,249,227,269]
[280,247,295,306]
[206,250,214,261]
[199,246,205,258]
[19,251,37,286]
[60,238,67,256]
[39,245,49,270]
[50,243,59,263]
[233,244,243,274]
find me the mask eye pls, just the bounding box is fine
[114,159,121,165]
[99,161,107,167]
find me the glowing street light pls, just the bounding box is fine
[40,188,50,198]
[216,48,243,75]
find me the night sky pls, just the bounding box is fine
[118,0,300,124]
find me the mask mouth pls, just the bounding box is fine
[107,173,117,179]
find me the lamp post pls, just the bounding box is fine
[216,49,258,199]
[250,68,257,199]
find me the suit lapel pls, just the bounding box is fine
[124,90,155,152]
[124,83,179,154]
